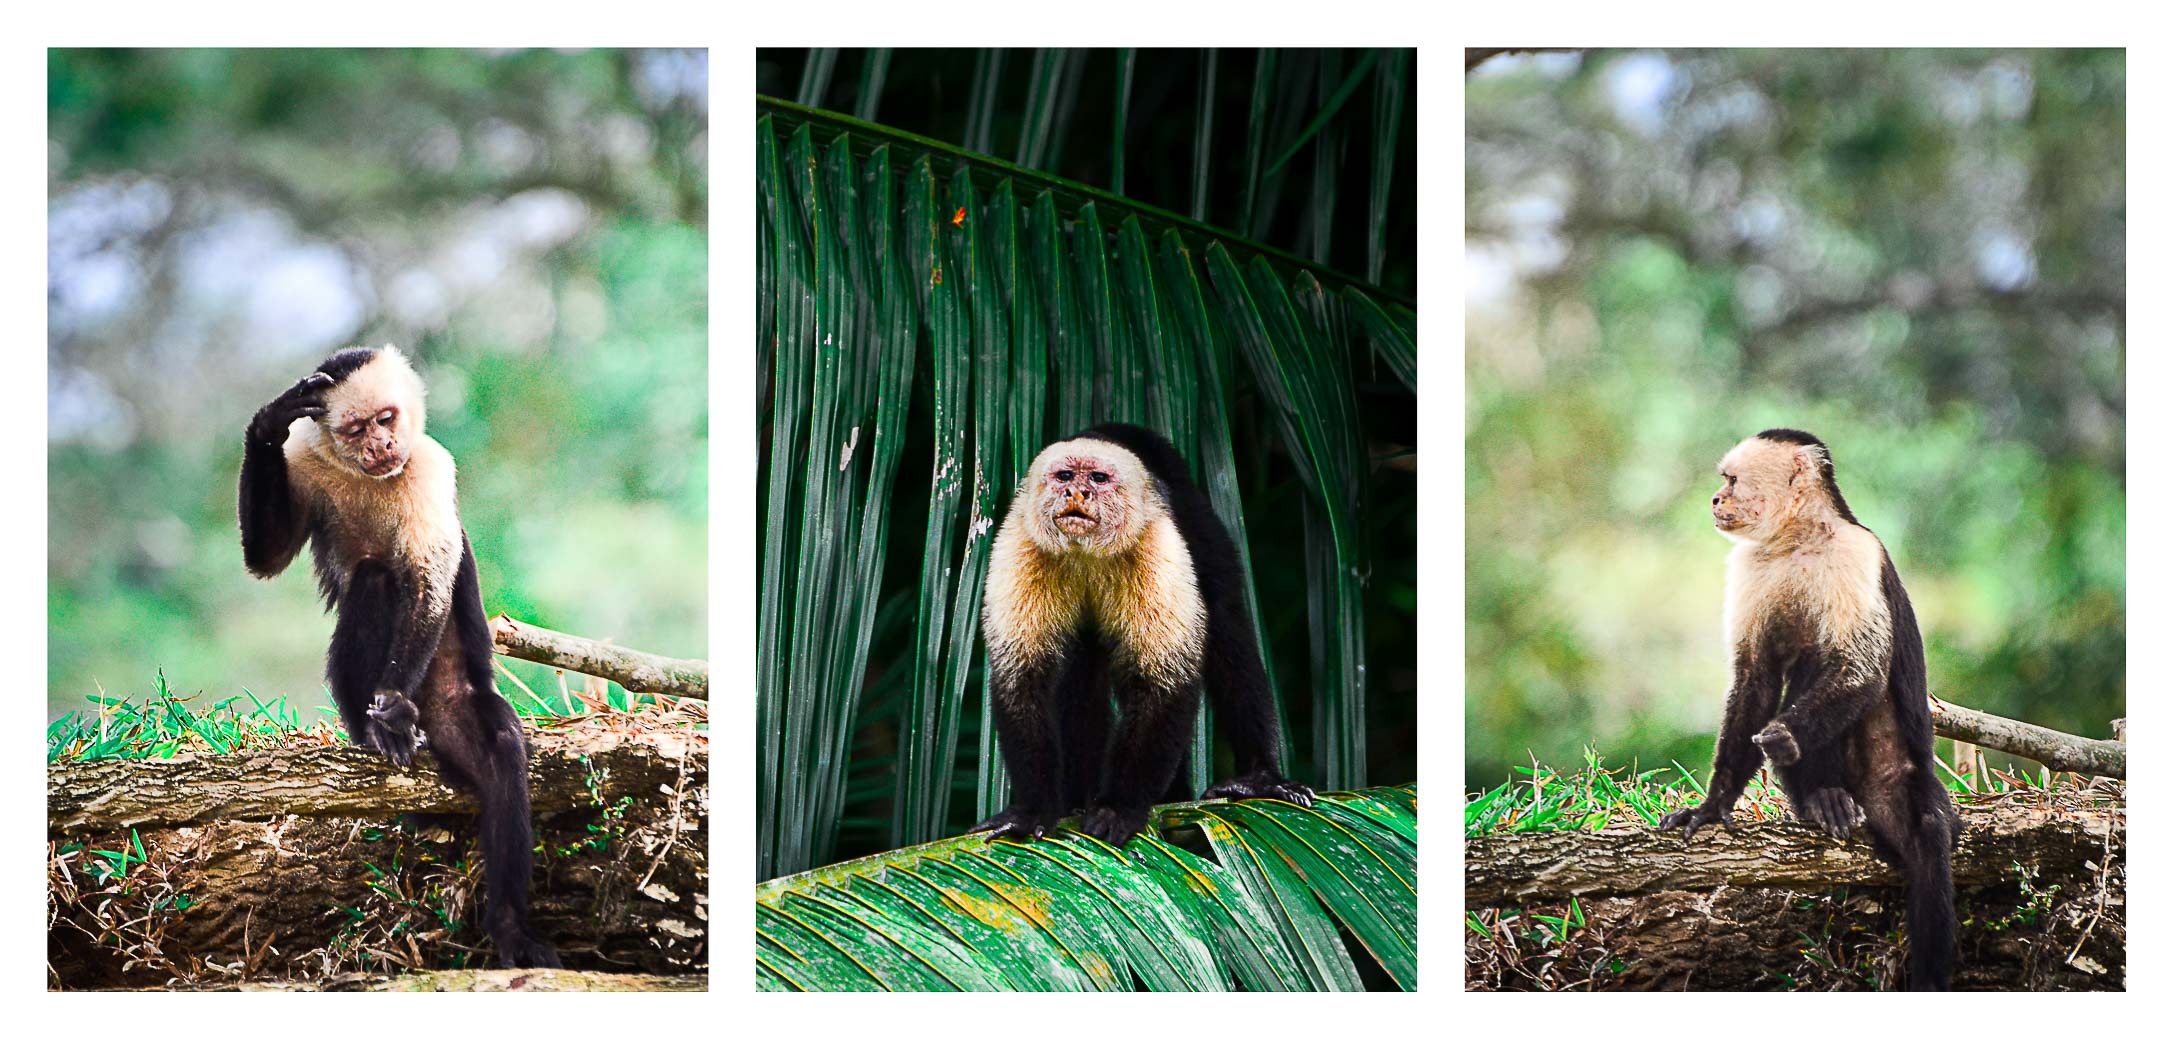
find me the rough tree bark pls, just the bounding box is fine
[48,721,708,990]
[1468,799,2125,991]
[1467,802,2120,904]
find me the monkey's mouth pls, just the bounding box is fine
[364,457,407,479]
[1053,506,1097,534]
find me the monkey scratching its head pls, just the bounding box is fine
[302,345,428,480]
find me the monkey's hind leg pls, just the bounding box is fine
[1195,613,1314,808]
[1077,671,1200,846]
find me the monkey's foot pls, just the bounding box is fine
[1795,787,1863,840]
[495,931,563,970]
[1752,720,1801,766]
[968,807,1059,842]
[1202,771,1316,808]
[1075,804,1152,845]
[1656,800,1737,841]
[366,691,421,767]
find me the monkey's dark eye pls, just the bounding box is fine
[377,411,395,426]
[1055,469,1074,481]
[1089,471,1110,484]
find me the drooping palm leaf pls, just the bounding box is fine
[756,786,1418,991]
[757,71,1411,879]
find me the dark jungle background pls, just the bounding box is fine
[1465,48,2124,791]
[756,48,1418,874]
[47,48,710,722]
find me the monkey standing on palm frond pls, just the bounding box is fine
[972,423,1313,847]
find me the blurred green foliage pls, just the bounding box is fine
[47,49,708,720]
[1465,49,2123,791]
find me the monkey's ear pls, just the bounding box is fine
[1788,445,1823,486]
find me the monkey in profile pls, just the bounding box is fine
[1659,429,1957,990]
[239,346,559,968]
[972,423,1314,846]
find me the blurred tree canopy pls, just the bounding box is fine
[1465,49,2123,791]
[47,48,709,719]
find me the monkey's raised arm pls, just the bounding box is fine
[238,372,332,577]
[1658,650,1781,838]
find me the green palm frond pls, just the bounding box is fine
[755,786,1417,992]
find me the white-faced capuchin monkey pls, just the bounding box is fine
[239,346,559,968]
[972,423,1314,846]
[1659,428,1958,990]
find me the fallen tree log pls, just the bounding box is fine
[1467,801,2120,904]
[489,615,708,700]
[48,723,699,832]
[1931,699,2124,778]
[48,720,707,989]
[1467,797,2125,991]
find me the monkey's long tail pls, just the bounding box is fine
[474,693,561,968]
[1905,776,1958,991]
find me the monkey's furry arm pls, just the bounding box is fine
[238,372,332,577]
[1659,653,1780,837]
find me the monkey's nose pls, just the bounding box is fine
[1712,494,1722,506]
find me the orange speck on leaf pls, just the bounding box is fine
[952,207,967,227]
[932,266,943,285]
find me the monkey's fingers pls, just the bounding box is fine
[1075,804,1150,846]
[1202,771,1316,807]
[968,809,1052,842]
[1657,804,1723,840]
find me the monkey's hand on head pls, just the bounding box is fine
[365,690,422,767]
[249,371,335,445]
[1203,770,1316,808]
[1751,720,1801,766]
[1656,799,1738,840]
[968,806,1062,842]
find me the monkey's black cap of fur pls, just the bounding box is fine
[1755,427,1826,448]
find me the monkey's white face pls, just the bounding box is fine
[1712,436,1820,543]
[320,349,426,481]
[1023,438,1153,555]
